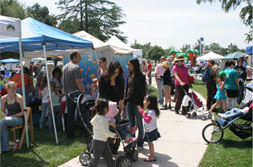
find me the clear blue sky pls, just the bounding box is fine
[19,0,250,50]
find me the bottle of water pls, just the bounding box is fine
[12,139,19,152]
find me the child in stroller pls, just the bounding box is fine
[202,101,252,143]
[106,101,137,155]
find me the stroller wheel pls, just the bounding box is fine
[132,150,138,161]
[79,152,91,166]
[202,123,224,143]
[116,156,131,167]
[192,112,197,117]
[186,113,191,118]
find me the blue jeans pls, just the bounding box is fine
[48,105,62,132]
[157,79,164,105]
[40,103,48,129]
[126,103,144,147]
[0,117,23,151]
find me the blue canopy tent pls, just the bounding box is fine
[0,17,94,144]
[0,58,20,63]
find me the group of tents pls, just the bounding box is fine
[0,15,142,146]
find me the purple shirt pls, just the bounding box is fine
[172,64,189,86]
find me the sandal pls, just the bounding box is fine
[144,157,156,162]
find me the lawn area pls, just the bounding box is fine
[192,80,252,167]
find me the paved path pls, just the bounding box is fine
[59,78,210,167]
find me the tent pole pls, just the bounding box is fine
[19,37,29,148]
[43,45,58,144]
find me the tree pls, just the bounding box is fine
[57,0,126,42]
[26,3,57,27]
[164,46,175,57]
[181,44,191,53]
[196,0,253,43]
[58,17,80,34]
[0,0,25,19]
[147,46,165,62]
[131,40,152,59]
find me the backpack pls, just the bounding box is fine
[202,67,213,83]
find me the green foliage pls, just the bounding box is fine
[57,0,126,42]
[131,40,152,59]
[148,45,165,62]
[181,44,191,53]
[204,42,245,55]
[0,0,25,19]
[196,0,253,43]
[26,3,57,27]
[57,16,81,34]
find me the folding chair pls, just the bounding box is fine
[11,107,34,149]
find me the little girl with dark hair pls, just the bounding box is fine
[137,95,161,162]
[88,98,117,167]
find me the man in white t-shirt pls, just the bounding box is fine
[155,56,166,105]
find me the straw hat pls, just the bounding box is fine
[174,54,185,62]
[162,61,170,68]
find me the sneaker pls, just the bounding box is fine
[164,104,168,109]
[129,137,137,143]
[175,111,179,114]
[168,105,172,109]
[131,126,138,135]
[218,113,226,119]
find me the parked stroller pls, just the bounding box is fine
[181,89,209,119]
[202,101,252,144]
[69,91,138,167]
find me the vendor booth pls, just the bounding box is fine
[196,51,223,61]
[73,31,142,93]
[0,17,94,144]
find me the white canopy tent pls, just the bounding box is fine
[73,31,143,66]
[196,51,223,61]
[0,15,30,148]
[106,35,143,61]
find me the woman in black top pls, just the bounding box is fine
[0,81,24,153]
[99,61,124,103]
[161,61,172,109]
[235,58,247,104]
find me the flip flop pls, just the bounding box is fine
[144,157,156,162]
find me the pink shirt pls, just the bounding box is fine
[172,64,189,86]
[155,64,166,79]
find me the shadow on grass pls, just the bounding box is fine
[220,139,252,149]
[1,151,49,167]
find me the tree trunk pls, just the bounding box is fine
[84,0,88,32]
[80,0,84,30]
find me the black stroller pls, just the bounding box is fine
[68,91,138,167]
[202,101,252,144]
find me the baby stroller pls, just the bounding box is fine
[181,89,208,119]
[79,121,139,167]
[69,92,138,167]
[202,101,252,144]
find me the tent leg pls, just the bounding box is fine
[43,45,58,144]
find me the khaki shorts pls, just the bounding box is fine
[163,85,171,94]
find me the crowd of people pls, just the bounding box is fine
[0,50,249,166]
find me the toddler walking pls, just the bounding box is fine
[88,98,116,167]
[209,71,227,119]
[137,95,161,162]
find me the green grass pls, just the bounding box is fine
[1,127,88,167]
[192,80,252,167]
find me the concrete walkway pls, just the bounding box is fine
[59,80,210,167]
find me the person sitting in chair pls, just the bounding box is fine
[0,81,24,153]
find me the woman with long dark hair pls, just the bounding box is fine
[99,61,124,154]
[99,61,124,103]
[123,58,147,149]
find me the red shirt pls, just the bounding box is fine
[147,63,152,72]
